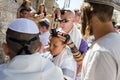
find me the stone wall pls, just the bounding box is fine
[0,0,55,64]
[16,0,55,14]
[0,0,18,64]
[44,0,54,14]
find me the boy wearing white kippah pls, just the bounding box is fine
[38,18,50,53]
[0,18,64,80]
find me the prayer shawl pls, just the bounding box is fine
[81,32,120,80]
[52,47,77,80]
[58,24,82,49]
[69,24,82,49]
[0,53,64,80]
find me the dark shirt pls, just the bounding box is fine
[79,39,88,54]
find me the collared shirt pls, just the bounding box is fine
[81,32,120,80]
[79,39,88,54]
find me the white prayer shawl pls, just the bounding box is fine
[52,47,77,80]
[74,23,82,30]
[81,32,120,80]
[39,31,50,53]
[0,53,64,80]
[58,24,82,49]
[69,24,82,49]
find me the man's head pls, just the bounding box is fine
[20,8,30,18]
[80,0,116,36]
[2,18,41,59]
[59,9,75,33]
[38,18,50,33]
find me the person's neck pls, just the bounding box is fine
[92,18,115,41]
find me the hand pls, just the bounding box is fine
[57,32,71,44]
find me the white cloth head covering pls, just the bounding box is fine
[8,18,39,34]
[84,0,120,11]
[40,18,50,26]
[64,8,75,15]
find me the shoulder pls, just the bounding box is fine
[61,48,77,66]
[40,56,64,80]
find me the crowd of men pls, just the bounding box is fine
[0,0,120,80]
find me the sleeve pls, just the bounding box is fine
[79,39,88,54]
[61,55,77,80]
[81,51,117,80]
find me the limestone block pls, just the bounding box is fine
[0,0,18,64]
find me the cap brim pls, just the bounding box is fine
[84,0,120,11]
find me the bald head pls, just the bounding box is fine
[61,10,75,19]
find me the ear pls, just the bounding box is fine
[2,42,10,56]
[63,44,66,49]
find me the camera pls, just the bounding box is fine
[51,28,58,37]
[50,28,70,44]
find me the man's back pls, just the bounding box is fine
[0,53,64,80]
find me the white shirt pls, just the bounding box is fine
[81,32,120,80]
[0,53,64,80]
[52,47,77,80]
[39,31,50,53]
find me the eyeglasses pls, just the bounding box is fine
[58,18,71,23]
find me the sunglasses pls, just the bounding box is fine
[58,18,70,23]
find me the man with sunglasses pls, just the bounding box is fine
[80,0,120,80]
[58,9,88,79]
[59,9,88,54]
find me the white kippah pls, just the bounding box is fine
[8,18,39,34]
[64,8,75,15]
[40,18,50,26]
